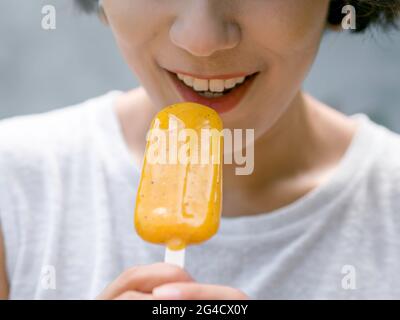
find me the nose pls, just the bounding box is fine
[169,0,241,57]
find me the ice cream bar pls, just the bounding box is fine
[134,102,223,251]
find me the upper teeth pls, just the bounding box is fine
[176,73,246,93]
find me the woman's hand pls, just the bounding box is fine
[96,263,248,300]
[152,282,249,300]
[97,263,193,300]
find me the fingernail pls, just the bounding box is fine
[153,286,182,300]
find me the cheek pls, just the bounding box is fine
[104,0,175,96]
[243,0,329,107]
[104,1,172,52]
[243,0,329,55]
[227,1,329,134]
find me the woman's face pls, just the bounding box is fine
[103,0,330,138]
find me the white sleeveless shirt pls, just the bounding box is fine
[1,91,400,299]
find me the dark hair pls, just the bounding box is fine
[328,0,400,32]
[76,0,400,33]
[76,0,98,14]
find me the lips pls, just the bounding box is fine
[166,70,259,114]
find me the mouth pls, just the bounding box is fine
[165,69,259,114]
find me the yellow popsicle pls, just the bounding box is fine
[134,102,223,251]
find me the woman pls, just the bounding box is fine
[1,0,400,299]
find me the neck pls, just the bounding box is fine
[225,91,310,184]
[116,88,357,218]
[222,91,356,217]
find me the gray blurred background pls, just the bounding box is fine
[1,0,400,132]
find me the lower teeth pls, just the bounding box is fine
[198,91,225,98]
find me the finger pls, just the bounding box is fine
[152,282,249,300]
[97,263,193,299]
[115,291,153,300]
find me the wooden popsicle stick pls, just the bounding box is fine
[164,247,185,268]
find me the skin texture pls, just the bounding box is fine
[103,0,357,216]
[105,0,332,134]
[0,0,359,299]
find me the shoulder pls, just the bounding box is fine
[0,91,121,184]
[0,104,83,157]
[363,118,400,211]
[0,91,119,144]
[369,120,400,175]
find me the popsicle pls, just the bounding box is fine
[134,102,223,267]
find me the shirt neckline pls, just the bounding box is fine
[218,113,385,235]
[93,90,141,185]
[101,90,385,235]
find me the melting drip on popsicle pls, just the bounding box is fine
[134,102,224,253]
